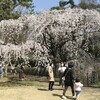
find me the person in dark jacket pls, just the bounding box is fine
[62,62,75,99]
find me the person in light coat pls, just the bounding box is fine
[48,63,54,90]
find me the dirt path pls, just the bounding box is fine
[0,84,100,100]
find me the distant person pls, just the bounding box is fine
[61,63,67,88]
[62,62,75,99]
[58,62,63,86]
[48,63,54,91]
[15,63,25,80]
[46,62,49,79]
[20,63,25,79]
[0,62,4,78]
[37,61,43,77]
[74,78,83,100]
[58,62,66,86]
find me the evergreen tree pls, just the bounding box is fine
[0,0,34,21]
[79,0,100,9]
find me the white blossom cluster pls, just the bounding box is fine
[0,8,100,63]
[0,40,48,63]
[0,19,24,42]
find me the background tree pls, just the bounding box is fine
[0,8,100,83]
[80,0,97,4]
[0,0,34,21]
[79,0,100,9]
[88,34,100,58]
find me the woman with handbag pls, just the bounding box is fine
[62,62,75,99]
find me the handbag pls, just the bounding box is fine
[62,76,65,80]
[62,68,69,81]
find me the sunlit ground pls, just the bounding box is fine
[0,76,100,100]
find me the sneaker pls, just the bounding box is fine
[62,95,67,99]
[50,88,54,91]
[48,88,50,91]
[73,95,76,98]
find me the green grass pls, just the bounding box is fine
[0,80,47,87]
[90,81,100,88]
[0,75,48,87]
[0,75,100,88]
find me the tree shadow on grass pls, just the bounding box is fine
[66,96,75,100]
[53,88,63,90]
[54,83,59,86]
[38,88,48,91]
[53,94,75,100]
[89,86,100,88]
[52,94,62,99]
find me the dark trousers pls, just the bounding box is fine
[59,72,63,85]
[75,91,81,97]
[48,81,54,90]
[63,85,75,96]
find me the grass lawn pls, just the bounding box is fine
[0,75,100,100]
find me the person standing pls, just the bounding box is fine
[37,61,42,77]
[58,62,66,86]
[74,78,83,100]
[15,63,25,80]
[48,63,54,91]
[62,62,75,99]
[0,62,4,78]
[58,62,63,86]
